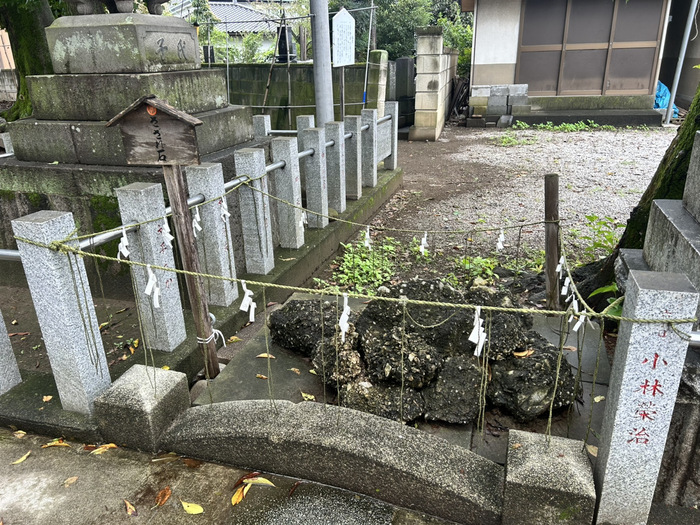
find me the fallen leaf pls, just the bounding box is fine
[256,353,276,359]
[11,451,31,464]
[133,339,139,348]
[13,430,26,439]
[513,349,534,358]
[124,499,138,516]
[118,353,129,361]
[179,498,204,515]
[256,374,268,380]
[151,452,178,463]
[90,443,117,455]
[227,336,242,343]
[586,444,598,457]
[511,443,522,450]
[280,257,296,261]
[42,438,70,448]
[301,392,315,402]
[152,486,172,508]
[42,395,53,402]
[308,370,318,375]
[243,483,251,497]
[7,332,29,337]
[182,458,203,468]
[563,345,577,352]
[11,319,17,325]
[98,322,110,331]
[161,365,170,370]
[594,395,606,403]
[128,346,135,355]
[289,480,304,497]
[83,445,97,452]
[231,485,246,506]
[233,471,262,489]
[288,368,301,375]
[242,477,276,487]
[63,476,78,487]
[115,308,128,314]
[266,302,278,307]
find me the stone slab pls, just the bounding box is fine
[503,430,595,525]
[28,70,228,121]
[0,308,21,396]
[377,120,392,161]
[46,14,200,74]
[94,364,189,452]
[161,400,504,524]
[8,106,253,165]
[682,131,700,223]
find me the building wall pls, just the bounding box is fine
[471,0,521,87]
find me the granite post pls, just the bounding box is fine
[366,49,389,117]
[594,270,699,525]
[344,115,362,200]
[325,121,346,213]
[299,127,329,229]
[0,309,21,396]
[361,108,378,188]
[234,148,275,274]
[384,101,399,170]
[115,183,187,352]
[253,114,271,139]
[11,211,111,414]
[184,163,238,306]
[270,137,304,249]
[296,115,315,131]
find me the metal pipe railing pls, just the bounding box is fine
[269,130,298,135]
[265,160,286,173]
[377,115,392,124]
[298,148,314,159]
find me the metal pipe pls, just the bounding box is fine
[325,140,335,148]
[377,114,392,124]
[344,132,353,140]
[310,0,334,125]
[223,175,251,192]
[666,0,700,124]
[266,160,286,173]
[269,129,298,135]
[361,124,370,131]
[299,148,315,158]
[0,248,20,261]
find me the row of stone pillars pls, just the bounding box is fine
[0,104,399,416]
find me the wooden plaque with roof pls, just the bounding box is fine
[106,95,203,166]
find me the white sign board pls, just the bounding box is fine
[332,8,355,68]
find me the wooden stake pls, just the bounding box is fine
[545,173,561,311]
[162,164,220,378]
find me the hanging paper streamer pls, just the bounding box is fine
[496,229,505,251]
[192,207,203,238]
[561,276,570,296]
[144,265,161,308]
[300,211,308,229]
[338,293,352,343]
[419,232,428,256]
[364,226,372,250]
[220,203,231,222]
[161,221,175,248]
[555,256,565,279]
[573,313,586,332]
[239,280,257,323]
[469,306,488,357]
[117,228,130,260]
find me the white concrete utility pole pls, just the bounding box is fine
[310,0,334,125]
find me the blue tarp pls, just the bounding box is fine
[655,81,679,118]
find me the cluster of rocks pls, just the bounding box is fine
[269,280,576,424]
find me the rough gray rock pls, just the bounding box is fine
[341,381,424,422]
[312,326,363,387]
[487,331,577,422]
[361,327,443,389]
[422,355,484,424]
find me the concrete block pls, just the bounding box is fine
[415,92,439,111]
[325,121,346,213]
[508,84,528,96]
[490,85,509,97]
[497,115,514,128]
[46,14,199,74]
[8,120,79,164]
[416,55,441,74]
[361,109,377,187]
[508,95,529,107]
[299,127,329,228]
[344,115,362,200]
[487,105,508,116]
[413,111,438,128]
[28,70,228,121]
[415,74,441,93]
[511,106,532,116]
[468,96,489,107]
[416,35,443,56]
[94,364,189,452]
[471,85,491,97]
[503,430,595,525]
[470,105,488,116]
[270,138,304,248]
[488,95,508,107]
[194,105,254,155]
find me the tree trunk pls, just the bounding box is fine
[0,0,55,121]
[577,83,700,305]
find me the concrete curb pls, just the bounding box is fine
[160,400,504,525]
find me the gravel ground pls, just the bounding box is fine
[371,124,677,266]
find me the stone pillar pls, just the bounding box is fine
[344,115,362,200]
[384,101,399,171]
[184,163,238,307]
[296,115,315,132]
[115,183,187,353]
[594,270,699,525]
[11,211,111,414]
[299,127,329,229]
[234,148,275,274]
[270,137,304,249]
[325,121,346,213]
[253,115,271,139]
[366,49,388,117]
[361,108,377,188]
[0,309,21,396]
[410,26,446,142]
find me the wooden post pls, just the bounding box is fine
[545,173,561,311]
[162,164,220,378]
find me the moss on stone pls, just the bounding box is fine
[26,192,46,209]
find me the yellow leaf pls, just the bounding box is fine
[152,486,172,509]
[42,438,70,448]
[280,257,296,261]
[227,336,242,343]
[161,365,170,370]
[13,430,26,439]
[513,349,534,358]
[124,499,138,516]
[63,476,78,487]
[243,483,252,496]
[594,395,605,403]
[90,443,117,455]
[586,444,598,457]
[11,451,31,464]
[301,392,315,402]
[308,369,318,375]
[242,477,276,487]
[256,353,276,359]
[98,322,109,331]
[11,319,17,325]
[133,339,139,348]
[231,485,246,506]
[128,346,135,355]
[511,443,522,450]
[180,498,204,514]
[288,368,301,375]
[256,374,268,380]
[42,395,53,402]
